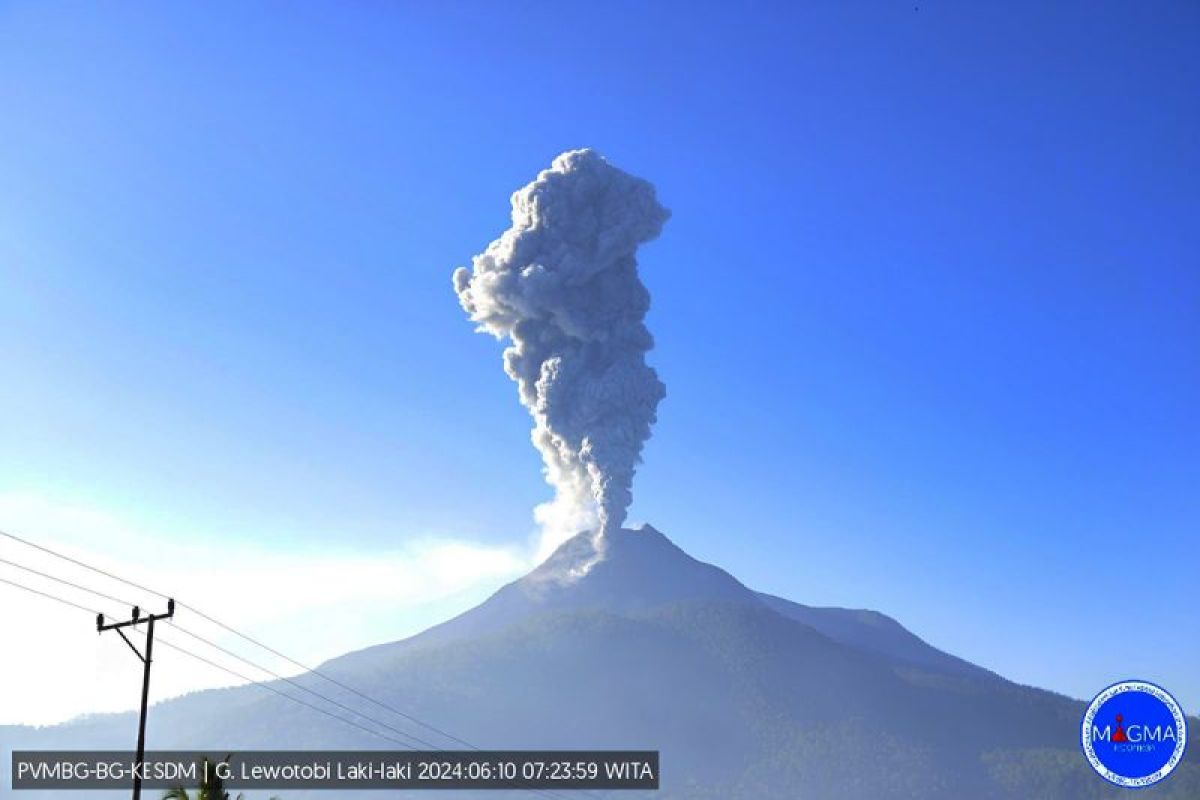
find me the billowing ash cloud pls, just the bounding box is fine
[453,149,669,555]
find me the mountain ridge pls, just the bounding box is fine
[3,524,1197,799]
[326,524,982,679]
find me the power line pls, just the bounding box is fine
[0,572,585,800]
[0,527,486,749]
[0,554,136,609]
[0,575,432,749]
[0,535,591,800]
[153,639,429,750]
[0,528,167,601]
[165,622,443,750]
[0,573,97,615]
[151,639,584,800]
[0,544,438,748]
[180,601,485,751]
[0,555,443,750]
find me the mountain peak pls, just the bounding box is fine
[520,524,758,611]
[529,524,679,579]
[339,524,992,690]
[394,524,758,650]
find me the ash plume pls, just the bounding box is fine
[453,149,669,557]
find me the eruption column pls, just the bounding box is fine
[453,149,669,554]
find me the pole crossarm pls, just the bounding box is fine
[97,598,175,632]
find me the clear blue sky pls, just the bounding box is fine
[1,2,1197,710]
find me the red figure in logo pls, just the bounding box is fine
[1112,714,1128,743]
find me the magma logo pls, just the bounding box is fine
[1081,680,1188,788]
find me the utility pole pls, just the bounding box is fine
[98,599,175,800]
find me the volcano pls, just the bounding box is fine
[4,526,1198,799]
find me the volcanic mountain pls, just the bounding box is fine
[4,525,1197,799]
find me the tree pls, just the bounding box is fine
[161,756,278,800]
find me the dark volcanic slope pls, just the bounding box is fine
[4,526,1197,800]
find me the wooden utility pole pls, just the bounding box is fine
[98,600,175,800]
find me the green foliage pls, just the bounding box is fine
[161,756,278,800]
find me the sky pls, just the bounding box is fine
[1,1,1197,725]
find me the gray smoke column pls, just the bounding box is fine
[453,149,669,556]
